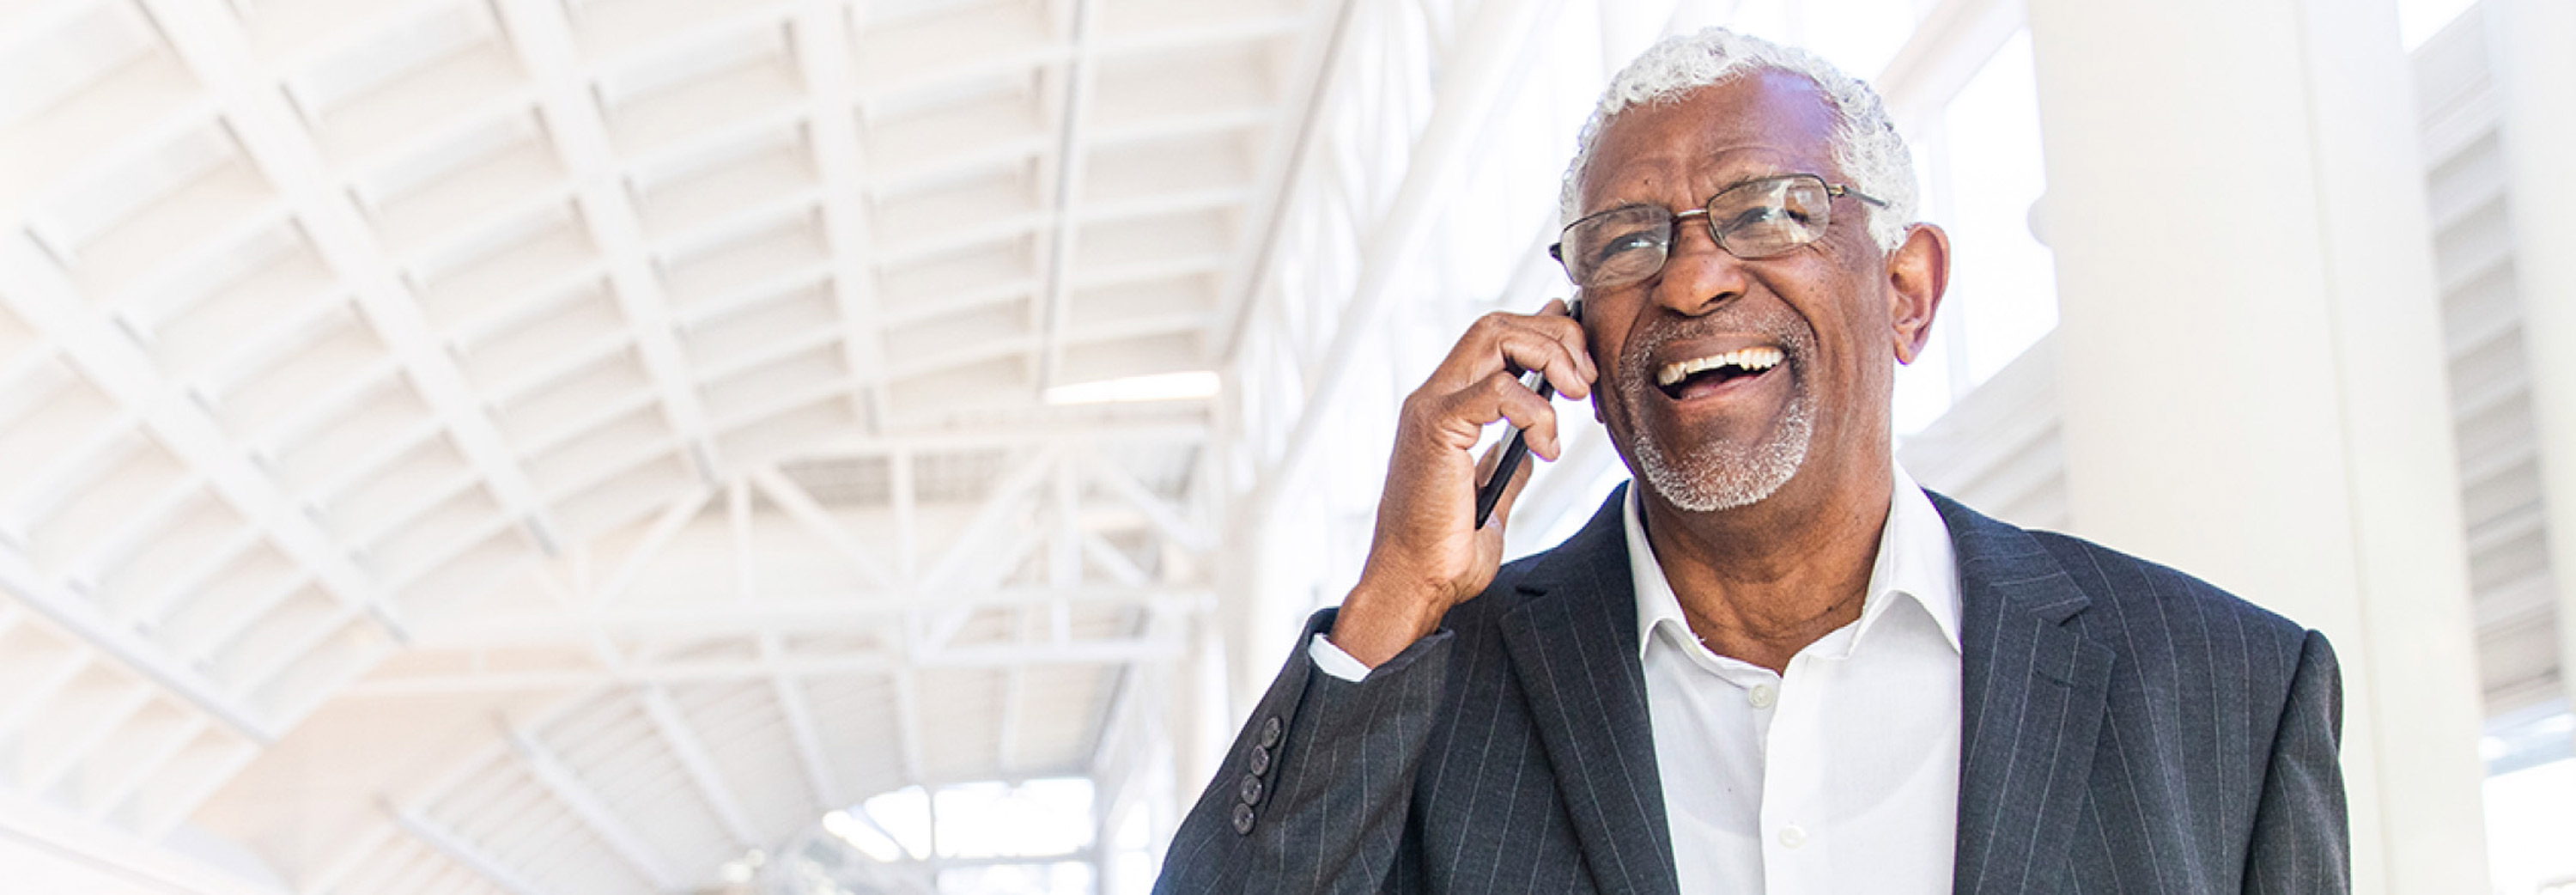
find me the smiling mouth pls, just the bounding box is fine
[1654,346,1784,399]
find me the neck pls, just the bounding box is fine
[1638,456,1894,673]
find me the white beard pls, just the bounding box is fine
[1631,385,1812,512]
[1613,305,1819,512]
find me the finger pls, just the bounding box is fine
[1534,298,1599,383]
[1490,330,1594,403]
[1455,370,1561,460]
[1437,313,1596,399]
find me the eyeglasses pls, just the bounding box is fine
[1549,174,1888,291]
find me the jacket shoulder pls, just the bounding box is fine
[2022,525,2311,648]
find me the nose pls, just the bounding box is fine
[1649,208,1747,316]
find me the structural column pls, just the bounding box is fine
[2484,0,2576,735]
[2027,0,2490,892]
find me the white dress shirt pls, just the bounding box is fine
[1311,465,1962,894]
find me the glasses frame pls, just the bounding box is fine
[1549,174,1889,289]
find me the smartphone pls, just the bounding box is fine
[1473,299,1582,529]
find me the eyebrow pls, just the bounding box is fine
[1580,172,1799,218]
[1704,171,1801,198]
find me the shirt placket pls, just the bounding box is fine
[1759,652,1828,895]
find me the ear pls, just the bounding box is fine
[1884,222,1949,364]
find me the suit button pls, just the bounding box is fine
[1248,745,1272,776]
[1231,802,1256,835]
[1238,773,1265,807]
[1261,715,1284,747]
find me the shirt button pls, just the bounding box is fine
[1231,803,1256,835]
[1778,825,1807,849]
[1748,684,1777,709]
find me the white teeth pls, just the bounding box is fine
[1655,346,1785,387]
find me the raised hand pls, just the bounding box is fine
[1328,298,1594,667]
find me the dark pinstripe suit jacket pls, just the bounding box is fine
[1157,484,2348,894]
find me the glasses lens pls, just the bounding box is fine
[1562,206,1673,289]
[1705,176,1832,259]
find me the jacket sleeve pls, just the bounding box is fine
[1155,608,1455,895]
[2243,629,2351,894]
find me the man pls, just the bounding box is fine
[1157,27,2347,895]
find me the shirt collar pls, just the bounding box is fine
[1625,463,1963,661]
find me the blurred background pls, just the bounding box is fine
[0,0,2568,892]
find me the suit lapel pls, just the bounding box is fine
[1498,484,1680,895]
[1931,493,2117,895]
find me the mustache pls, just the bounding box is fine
[1616,303,1818,385]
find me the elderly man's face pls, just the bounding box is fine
[1575,71,1941,514]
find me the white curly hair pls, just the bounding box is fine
[1559,27,1918,253]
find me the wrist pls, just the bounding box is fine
[1331,575,1446,667]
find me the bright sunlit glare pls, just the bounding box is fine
[1043,371,1223,405]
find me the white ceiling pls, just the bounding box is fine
[0,0,1335,891]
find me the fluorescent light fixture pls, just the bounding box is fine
[1043,370,1221,405]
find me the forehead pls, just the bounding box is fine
[1576,70,1840,210]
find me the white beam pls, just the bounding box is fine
[1050,453,1084,588]
[0,544,276,741]
[637,686,761,848]
[771,672,847,810]
[118,530,261,632]
[1079,186,1253,226]
[488,0,726,483]
[793,0,895,431]
[298,817,397,895]
[1214,0,1362,360]
[137,735,258,839]
[797,420,1210,456]
[0,789,284,895]
[1036,0,1100,391]
[0,643,91,736]
[890,448,920,581]
[750,465,896,588]
[25,684,154,796]
[355,635,1189,694]
[1089,107,1275,149]
[590,486,716,611]
[416,585,1204,645]
[994,609,1034,774]
[730,478,756,604]
[1089,9,1306,57]
[920,447,1058,589]
[875,210,1056,268]
[890,668,927,784]
[77,716,204,819]
[501,723,685,891]
[0,234,406,642]
[390,804,566,895]
[2486,0,2576,728]
[137,0,567,552]
[1079,532,1151,585]
[1236,0,1554,520]
[1082,452,1215,552]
